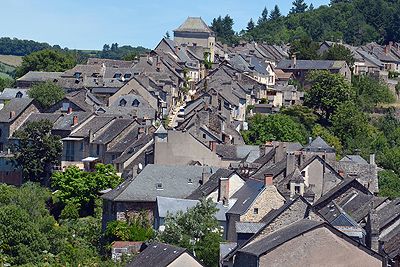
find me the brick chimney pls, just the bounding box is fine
[10,111,15,119]
[73,116,78,126]
[219,177,229,206]
[175,45,179,55]
[209,141,216,152]
[68,107,72,114]
[338,170,344,178]
[264,174,273,185]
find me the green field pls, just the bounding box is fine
[0,72,11,79]
[0,54,22,67]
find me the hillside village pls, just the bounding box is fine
[2,17,400,266]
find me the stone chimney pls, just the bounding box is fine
[231,45,235,52]
[202,168,210,184]
[264,174,273,185]
[9,111,15,119]
[275,142,285,163]
[219,177,229,206]
[291,54,296,67]
[370,153,375,165]
[73,116,78,126]
[287,152,295,175]
[211,92,218,108]
[223,43,227,52]
[260,145,266,157]
[175,45,179,55]
[366,210,380,252]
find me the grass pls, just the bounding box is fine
[0,54,22,67]
[0,72,11,79]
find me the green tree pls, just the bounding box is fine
[8,119,62,183]
[281,105,318,130]
[304,70,353,121]
[322,44,355,69]
[0,77,15,91]
[104,211,153,243]
[312,124,343,156]
[289,35,320,60]
[269,5,282,21]
[242,113,307,145]
[28,81,66,109]
[330,101,372,142]
[210,15,237,45]
[14,49,77,78]
[258,7,268,25]
[52,164,122,215]
[378,170,400,199]
[247,18,255,32]
[290,0,308,14]
[155,197,223,267]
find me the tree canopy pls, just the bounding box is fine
[155,197,223,267]
[289,35,320,60]
[14,49,77,78]
[304,70,353,121]
[28,81,66,110]
[8,119,62,183]
[210,15,237,46]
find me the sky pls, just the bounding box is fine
[1,0,330,51]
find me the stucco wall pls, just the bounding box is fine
[168,253,204,267]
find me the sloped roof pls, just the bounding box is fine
[340,155,368,164]
[92,118,134,145]
[0,88,29,100]
[101,165,220,202]
[70,116,114,137]
[174,17,214,33]
[276,59,347,70]
[124,242,202,267]
[236,222,266,234]
[0,98,35,123]
[227,178,265,215]
[186,168,236,200]
[52,112,93,131]
[155,124,167,134]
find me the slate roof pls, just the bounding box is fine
[22,113,61,125]
[0,98,35,123]
[92,118,134,144]
[0,88,29,100]
[356,50,384,67]
[220,243,238,260]
[87,58,136,68]
[227,178,265,215]
[236,222,266,234]
[112,132,153,164]
[52,112,93,131]
[124,242,202,267]
[97,107,155,120]
[215,144,260,161]
[16,71,63,82]
[70,116,114,137]
[252,155,287,180]
[101,165,220,202]
[63,90,94,112]
[377,198,400,229]
[106,126,140,153]
[156,196,228,221]
[174,17,214,33]
[276,59,347,70]
[109,95,152,108]
[238,220,324,256]
[340,155,368,164]
[186,168,236,200]
[155,124,167,134]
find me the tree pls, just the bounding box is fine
[289,36,320,60]
[281,105,318,130]
[14,49,77,78]
[247,18,255,32]
[52,164,123,215]
[28,81,66,109]
[322,44,355,69]
[258,7,268,25]
[155,197,223,267]
[378,170,400,199]
[210,15,237,46]
[0,77,15,92]
[242,113,307,145]
[8,119,62,183]
[269,5,282,21]
[308,3,314,10]
[290,0,308,14]
[304,70,353,121]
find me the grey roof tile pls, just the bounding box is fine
[227,178,265,215]
[0,98,35,123]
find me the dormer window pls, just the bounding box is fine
[188,178,193,184]
[16,92,23,98]
[75,73,81,79]
[119,99,127,107]
[124,74,131,79]
[156,183,163,190]
[132,99,140,107]
[114,73,121,78]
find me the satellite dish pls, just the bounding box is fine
[138,163,143,170]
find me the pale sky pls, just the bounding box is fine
[1,0,330,51]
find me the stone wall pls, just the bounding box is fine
[335,161,378,194]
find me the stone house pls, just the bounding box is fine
[100,164,221,232]
[231,219,385,267]
[0,98,40,185]
[275,56,351,89]
[0,88,29,110]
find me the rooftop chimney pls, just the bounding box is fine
[219,177,229,206]
[73,116,78,126]
[202,168,210,184]
[291,54,296,67]
[175,45,179,55]
[264,174,273,185]
[370,153,375,165]
[68,107,72,114]
[10,111,15,119]
[209,141,216,152]
[338,170,344,178]
[286,152,295,175]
